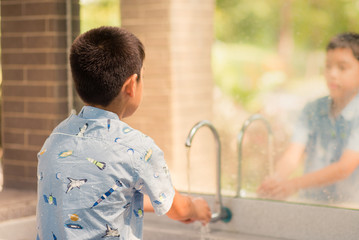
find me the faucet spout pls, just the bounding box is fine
[185,120,220,147]
[185,120,231,223]
[237,114,274,198]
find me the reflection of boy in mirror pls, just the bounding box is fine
[258,33,359,204]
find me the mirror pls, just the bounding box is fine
[79,0,359,209]
[213,0,359,209]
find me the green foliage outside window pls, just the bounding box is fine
[214,0,359,110]
[80,0,120,33]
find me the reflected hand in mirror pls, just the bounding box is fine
[257,175,298,200]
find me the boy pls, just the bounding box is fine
[36,26,211,240]
[258,33,359,204]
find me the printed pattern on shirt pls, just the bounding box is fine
[36,106,175,240]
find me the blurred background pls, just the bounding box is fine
[71,0,359,203]
[1,0,359,208]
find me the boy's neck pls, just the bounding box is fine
[87,101,126,120]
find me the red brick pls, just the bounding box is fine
[72,1,80,15]
[3,148,39,162]
[3,131,25,145]
[1,36,23,49]
[1,69,24,81]
[47,52,67,65]
[26,165,38,179]
[2,84,49,98]
[3,163,26,177]
[3,100,25,113]
[2,52,47,65]
[72,19,81,36]
[25,35,67,49]
[1,3,22,17]
[28,132,49,147]
[53,84,68,98]
[24,2,66,16]
[2,19,46,33]
[3,177,37,190]
[27,101,68,115]
[3,117,58,131]
[48,18,66,32]
[2,84,68,99]
[27,68,67,82]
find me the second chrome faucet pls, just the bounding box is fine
[237,113,274,198]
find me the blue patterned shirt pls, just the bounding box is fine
[292,93,359,203]
[37,106,175,240]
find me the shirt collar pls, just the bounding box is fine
[341,92,359,120]
[321,92,359,120]
[78,106,119,120]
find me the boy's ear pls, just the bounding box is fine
[122,73,138,97]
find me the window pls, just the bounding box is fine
[215,0,359,210]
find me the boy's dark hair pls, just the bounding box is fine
[327,32,359,61]
[70,26,145,106]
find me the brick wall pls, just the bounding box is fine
[121,0,215,192]
[1,0,79,190]
[0,0,214,193]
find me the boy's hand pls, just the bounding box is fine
[257,176,298,200]
[166,190,211,225]
[177,197,211,225]
[257,175,281,197]
[191,197,212,226]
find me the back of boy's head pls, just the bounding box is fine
[327,32,359,61]
[70,26,145,107]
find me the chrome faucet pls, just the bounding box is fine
[236,114,274,198]
[185,120,232,223]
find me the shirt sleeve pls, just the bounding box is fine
[345,116,359,152]
[134,137,175,216]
